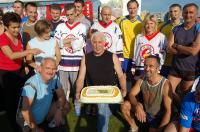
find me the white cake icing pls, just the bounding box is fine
[79,86,123,104]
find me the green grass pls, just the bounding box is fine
[0,102,129,132]
[64,103,129,132]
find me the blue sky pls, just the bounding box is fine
[142,0,200,14]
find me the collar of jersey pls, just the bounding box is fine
[98,20,112,28]
[126,15,141,23]
[65,22,81,30]
[145,31,159,41]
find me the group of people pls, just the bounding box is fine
[0,0,200,132]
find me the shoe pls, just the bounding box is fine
[74,100,81,116]
[128,127,138,132]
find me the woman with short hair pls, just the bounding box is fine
[0,12,42,131]
[26,19,61,72]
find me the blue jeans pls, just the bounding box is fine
[97,104,117,132]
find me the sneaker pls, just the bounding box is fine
[74,100,81,116]
[128,127,138,132]
[48,120,56,128]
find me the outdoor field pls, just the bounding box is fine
[0,100,130,132]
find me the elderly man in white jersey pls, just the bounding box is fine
[54,3,86,115]
[91,6,123,61]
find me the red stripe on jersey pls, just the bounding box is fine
[98,20,113,28]
[145,31,159,41]
[65,22,81,30]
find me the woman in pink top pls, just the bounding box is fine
[0,12,42,131]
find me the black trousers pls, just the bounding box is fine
[0,69,26,132]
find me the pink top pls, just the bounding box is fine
[0,33,23,71]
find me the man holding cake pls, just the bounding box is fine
[121,55,173,132]
[76,32,127,132]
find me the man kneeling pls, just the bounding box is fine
[121,55,172,132]
[17,57,70,132]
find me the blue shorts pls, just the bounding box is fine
[146,112,163,128]
[122,58,132,73]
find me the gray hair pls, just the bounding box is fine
[91,32,106,43]
[40,57,56,66]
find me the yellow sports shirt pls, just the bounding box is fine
[159,20,182,66]
[116,15,143,59]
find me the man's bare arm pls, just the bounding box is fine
[21,96,38,130]
[167,32,178,54]
[113,54,127,97]
[175,33,200,56]
[129,79,146,123]
[76,56,86,99]
[129,79,142,106]
[55,88,67,111]
[159,80,173,128]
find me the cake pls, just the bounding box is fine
[79,86,123,104]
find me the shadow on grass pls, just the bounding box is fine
[74,105,97,132]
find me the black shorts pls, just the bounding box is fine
[169,67,199,81]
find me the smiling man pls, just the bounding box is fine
[49,4,64,37]
[91,6,123,61]
[17,57,69,132]
[74,0,91,31]
[159,4,182,77]
[55,3,87,112]
[21,2,38,48]
[167,3,200,106]
[121,55,172,132]
[76,32,127,132]
[116,0,143,90]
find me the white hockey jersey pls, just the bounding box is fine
[91,20,123,60]
[55,22,86,71]
[132,32,167,71]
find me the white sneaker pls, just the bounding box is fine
[128,127,138,132]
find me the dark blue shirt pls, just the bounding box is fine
[172,23,200,72]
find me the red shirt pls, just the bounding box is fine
[0,33,23,71]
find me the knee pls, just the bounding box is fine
[164,122,178,132]
[121,101,131,115]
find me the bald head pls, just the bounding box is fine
[101,6,112,12]
[101,6,112,24]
